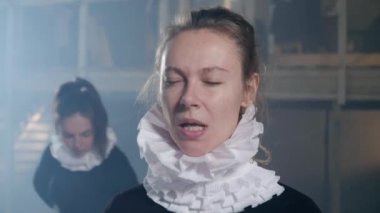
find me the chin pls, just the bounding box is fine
[178,144,211,157]
[172,134,214,157]
[72,150,88,157]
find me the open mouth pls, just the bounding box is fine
[179,118,207,130]
[180,123,206,131]
[178,119,207,139]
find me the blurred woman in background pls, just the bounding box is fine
[33,77,137,213]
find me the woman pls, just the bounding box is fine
[33,78,138,213]
[107,7,320,213]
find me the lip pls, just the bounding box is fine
[176,118,207,140]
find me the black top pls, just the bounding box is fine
[106,184,321,213]
[33,145,138,213]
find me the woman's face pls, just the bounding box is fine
[59,113,95,157]
[160,29,258,156]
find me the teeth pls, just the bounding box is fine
[184,125,204,131]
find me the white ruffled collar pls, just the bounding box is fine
[138,104,284,213]
[50,128,116,171]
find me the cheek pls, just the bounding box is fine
[218,104,241,126]
[161,90,179,118]
[213,87,245,110]
[62,139,72,147]
[86,136,95,146]
[162,87,181,105]
[212,89,243,128]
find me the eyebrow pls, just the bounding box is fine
[202,66,230,73]
[62,129,93,136]
[164,66,183,74]
[164,66,230,74]
[80,129,93,134]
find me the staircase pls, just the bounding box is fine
[13,107,50,176]
[10,107,52,213]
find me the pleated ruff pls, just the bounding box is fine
[138,105,284,212]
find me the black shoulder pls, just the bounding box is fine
[280,184,320,212]
[245,183,320,213]
[105,185,168,213]
[105,146,131,164]
[42,145,53,159]
[38,145,60,167]
[103,146,138,188]
[108,146,125,159]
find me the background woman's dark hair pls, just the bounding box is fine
[54,77,109,158]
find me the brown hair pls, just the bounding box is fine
[54,77,109,158]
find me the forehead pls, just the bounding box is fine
[61,113,92,132]
[162,29,242,72]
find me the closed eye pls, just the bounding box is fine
[164,75,184,87]
[164,79,183,87]
[81,130,93,137]
[204,81,223,86]
[163,67,185,87]
[62,133,74,140]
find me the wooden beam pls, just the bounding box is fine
[9,67,380,101]
[337,0,347,105]
[158,0,170,35]
[11,70,150,93]
[13,0,77,6]
[327,105,342,213]
[7,0,126,7]
[224,0,232,9]
[78,0,89,77]
[272,53,380,67]
[3,4,15,213]
[178,0,190,16]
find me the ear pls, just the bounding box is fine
[241,73,259,107]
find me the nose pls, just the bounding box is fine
[180,80,200,109]
[73,136,82,147]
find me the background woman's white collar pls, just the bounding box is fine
[50,128,116,171]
